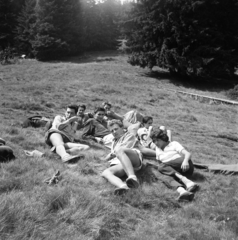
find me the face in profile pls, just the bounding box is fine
[153,138,164,149]
[144,119,153,129]
[94,110,105,122]
[65,107,76,120]
[77,107,85,116]
[109,124,124,139]
[104,104,111,112]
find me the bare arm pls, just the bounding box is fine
[181,149,191,172]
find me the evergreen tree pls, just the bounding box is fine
[32,0,83,60]
[124,0,238,79]
[15,0,37,56]
[0,0,25,49]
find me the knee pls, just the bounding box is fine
[83,145,90,150]
[101,168,113,178]
[115,147,126,157]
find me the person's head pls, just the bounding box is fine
[65,104,78,119]
[94,107,106,122]
[107,119,124,139]
[142,116,153,129]
[102,101,112,111]
[77,104,86,116]
[150,129,169,148]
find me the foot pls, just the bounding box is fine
[114,187,129,196]
[126,175,139,188]
[177,191,194,202]
[186,183,199,193]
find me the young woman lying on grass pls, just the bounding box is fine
[101,119,143,195]
[45,104,89,163]
[151,129,199,201]
[137,116,172,150]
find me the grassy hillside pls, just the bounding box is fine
[0,51,238,240]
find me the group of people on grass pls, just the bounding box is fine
[43,101,199,201]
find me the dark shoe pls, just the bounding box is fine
[114,187,129,196]
[187,183,199,193]
[126,176,139,188]
[177,191,194,202]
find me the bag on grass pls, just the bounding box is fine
[22,115,51,128]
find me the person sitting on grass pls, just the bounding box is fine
[101,119,143,195]
[82,107,114,148]
[137,116,172,150]
[150,129,199,201]
[76,104,93,130]
[45,104,89,163]
[102,101,123,121]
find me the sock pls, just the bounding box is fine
[177,187,187,195]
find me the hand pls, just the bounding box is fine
[69,116,81,122]
[181,160,189,172]
[95,137,103,144]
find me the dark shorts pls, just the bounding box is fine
[45,129,71,147]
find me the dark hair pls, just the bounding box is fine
[67,104,78,114]
[102,101,112,108]
[78,104,86,110]
[151,129,169,142]
[94,107,106,114]
[142,116,153,124]
[108,119,123,128]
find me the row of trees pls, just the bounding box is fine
[0,0,124,60]
[123,0,238,79]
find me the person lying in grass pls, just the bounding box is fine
[45,104,89,163]
[137,116,172,150]
[102,101,123,122]
[82,107,114,148]
[150,129,199,201]
[101,119,143,195]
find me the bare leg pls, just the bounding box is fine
[49,133,68,159]
[115,148,141,177]
[64,142,89,155]
[101,164,127,188]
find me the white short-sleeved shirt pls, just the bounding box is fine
[156,141,185,163]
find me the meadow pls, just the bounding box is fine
[0,51,238,240]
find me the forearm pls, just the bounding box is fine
[58,119,72,130]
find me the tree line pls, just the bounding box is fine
[0,0,124,60]
[1,0,238,80]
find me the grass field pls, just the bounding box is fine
[0,51,238,240]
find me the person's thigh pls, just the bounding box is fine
[119,148,141,169]
[49,133,65,146]
[165,158,194,176]
[107,164,126,178]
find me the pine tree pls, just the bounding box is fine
[124,0,238,80]
[15,0,37,56]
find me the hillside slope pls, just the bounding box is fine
[0,52,238,240]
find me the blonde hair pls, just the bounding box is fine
[107,119,123,128]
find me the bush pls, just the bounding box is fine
[226,85,238,100]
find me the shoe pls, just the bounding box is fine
[186,183,199,193]
[114,187,129,196]
[177,191,194,202]
[62,154,82,163]
[126,176,139,188]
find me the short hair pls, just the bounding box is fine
[151,129,169,142]
[102,101,112,108]
[94,107,106,114]
[142,116,153,124]
[78,104,86,110]
[107,119,123,128]
[67,104,78,114]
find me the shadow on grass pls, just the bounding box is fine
[141,68,238,92]
[44,50,121,65]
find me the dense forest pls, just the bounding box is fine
[1,0,238,81]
